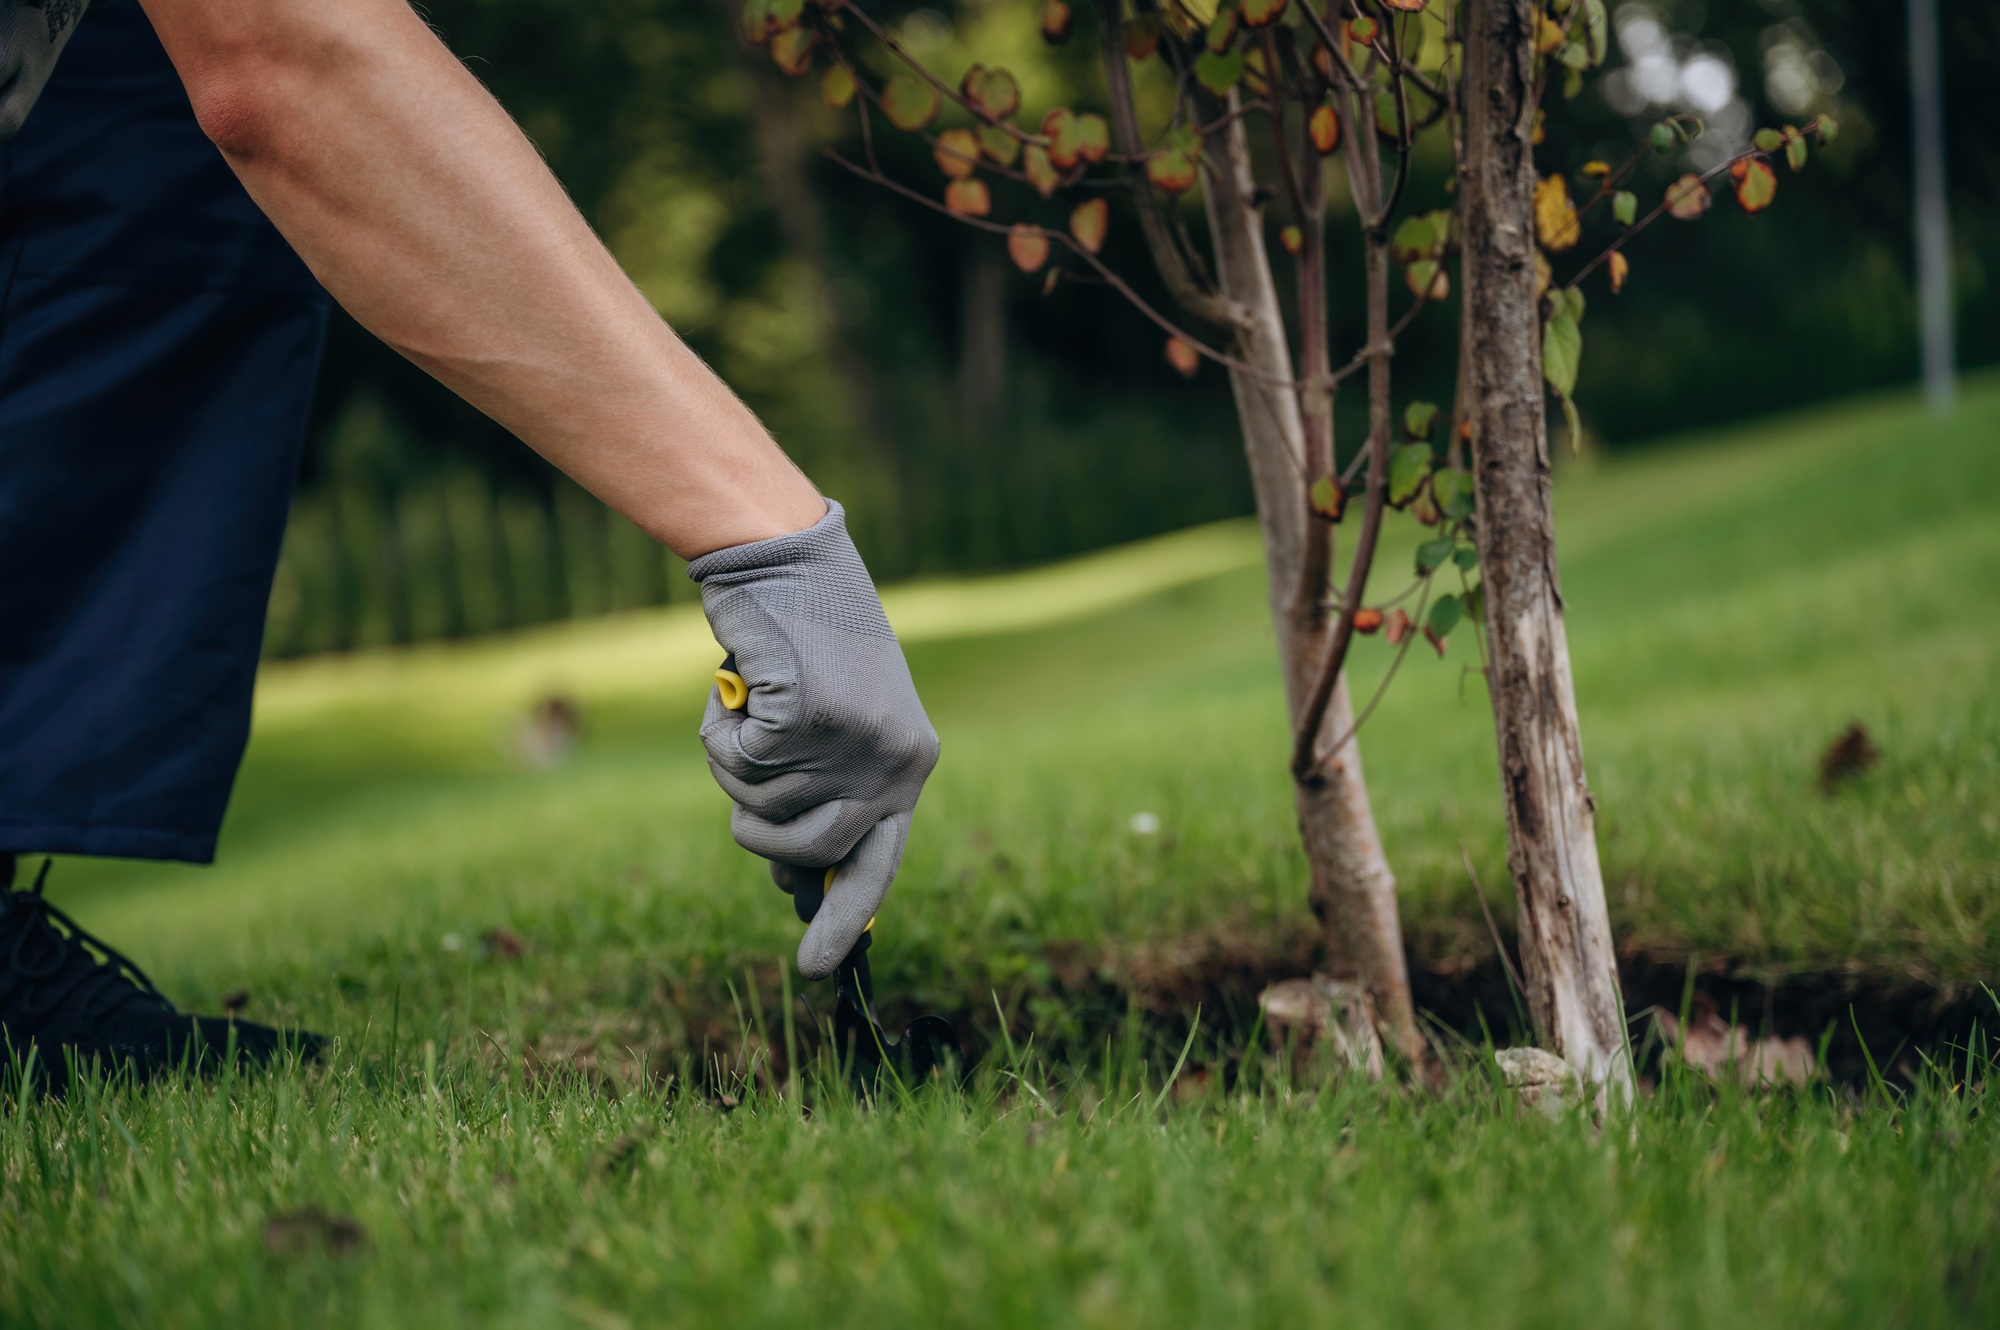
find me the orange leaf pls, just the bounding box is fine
[1352,607,1385,633]
[1533,174,1581,252]
[1665,174,1711,220]
[1608,250,1629,293]
[1007,224,1050,273]
[1732,156,1777,212]
[1165,337,1200,378]
[945,178,992,217]
[1308,103,1341,154]
[933,128,980,180]
[1423,625,1448,656]
[1384,608,1413,645]
[1070,197,1109,254]
[1023,144,1061,197]
[1405,259,1449,301]
[1346,16,1378,44]
[1279,225,1303,254]
[1041,0,1073,44]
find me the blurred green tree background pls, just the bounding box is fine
[264,0,1996,657]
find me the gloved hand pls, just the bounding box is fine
[688,501,939,979]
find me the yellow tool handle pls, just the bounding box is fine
[714,658,749,711]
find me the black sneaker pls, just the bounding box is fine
[0,857,324,1093]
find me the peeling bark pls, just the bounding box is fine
[1197,108,1423,1070]
[1460,0,1631,1093]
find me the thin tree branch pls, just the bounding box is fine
[1097,0,1247,330]
[824,150,1296,386]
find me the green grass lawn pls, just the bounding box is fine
[7,376,1999,1327]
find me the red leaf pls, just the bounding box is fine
[1007,224,1050,273]
[1041,0,1073,44]
[1308,103,1341,154]
[1384,608,1413,645]
[1125,15,1162,61]
[934,128,980,180]
[1352,607,1384,633]
[1345,16,1378,45]
[1423,625,1448,656]
[945,179,992,217]
[1070,197,1109,254]
[1165,337,1200,378]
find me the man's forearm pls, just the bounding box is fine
[1,0,89,140]
[137,0,824,558]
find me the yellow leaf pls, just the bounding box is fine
[1608,250,1629,293]
[1533,174,1581,252]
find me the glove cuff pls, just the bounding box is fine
[685,499,844,583]
[686,499,896,642]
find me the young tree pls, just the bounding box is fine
[733,0,1832,1086]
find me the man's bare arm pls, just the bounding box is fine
[137,0,825,558]
[1,0,88,140]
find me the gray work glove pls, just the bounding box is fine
[1,0,88,142]
[688,501,939,979]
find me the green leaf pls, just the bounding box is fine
[1452,546,1480,571]
[1195,48,1244,96]
[1404,400,1440,439]
[1611,189,1638,226]
[1581,0,1609,66]
[1543,313,1582,398]
[1426,593,1463,636]
[1416,537,1455,575]
[1785,128,1808,172]
[1650,121,1674,152]
[1390,215,1437,264]
[1430,467,1473,519]
[1817,115,1838,145]
[1463,581,1484,624]
[1546,286,1586,325]
[1753,127,1784,153]
[1206,8,1239,52]
[881,77,941,132]
[1309,474,1344,520]
[1389,442,1434,507]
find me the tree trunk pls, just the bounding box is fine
[1460,0,1632,1093]
[1199,110,1423,1070]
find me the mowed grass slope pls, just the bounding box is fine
[5,378,1998,1328]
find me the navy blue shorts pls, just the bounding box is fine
[0,0,330,862]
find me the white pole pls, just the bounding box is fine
[1907,0,1955,415]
